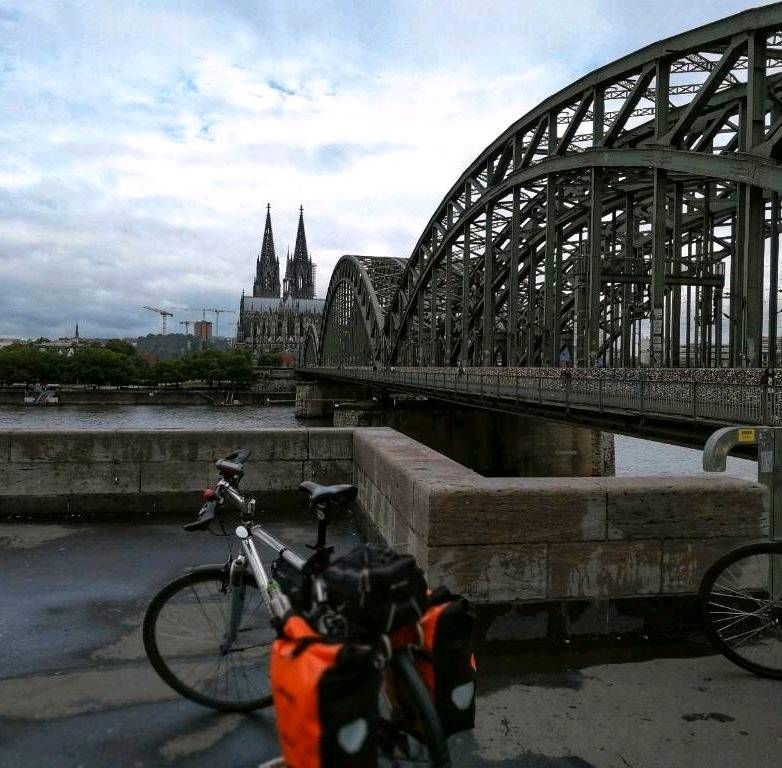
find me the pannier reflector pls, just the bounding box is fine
[337,718,368,753]
[451,681,475,710]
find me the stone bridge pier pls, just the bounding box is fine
[297,380,614,477]
[294,380,372,419]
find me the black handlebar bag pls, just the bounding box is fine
[323,544,428,639]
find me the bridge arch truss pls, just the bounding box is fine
[371,6,782,369]
[318,255,407,365]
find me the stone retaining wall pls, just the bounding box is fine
[0,425,767,609]
[353,427,768,602]
[0,428,352,517]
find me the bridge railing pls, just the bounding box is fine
[303,366,780,426]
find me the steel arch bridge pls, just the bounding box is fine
[317,6,782,371]
[319,255,407,365]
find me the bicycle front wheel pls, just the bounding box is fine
[700,541,782,679]
[143,567,275,711]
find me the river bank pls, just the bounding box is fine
[0,386,295,407]
[0,403,757,479]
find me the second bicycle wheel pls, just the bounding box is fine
[378,650,451,768]
[143,567,275,711]
[700,541,782,679]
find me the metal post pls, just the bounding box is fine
[553,209,563,366]
[651,167,667,367]
[705,427,781,542]
[543,172,557,365]
[587,167,603,364]
[482,203,495,365]
[430,268,438,365]
[460,181,472,367]
[445,205,453,364]
[671,182,683,366]
[772,193,780,369]
[508,184,520,366]
[621,192,634,367]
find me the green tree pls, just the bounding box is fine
[182,349,223,385]
[70,348,137,385]
[105,339,138,357]
[0,344,67,385]
[152,359,185,385]
[257,350,282,367]
[221,350,254,384]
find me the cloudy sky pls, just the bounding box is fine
[0,0,773,339]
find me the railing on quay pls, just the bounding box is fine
[300,366,780,427]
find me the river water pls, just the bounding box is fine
[0,405,757,481]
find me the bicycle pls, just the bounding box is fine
[699,540,782,679]
[143,449,451,767]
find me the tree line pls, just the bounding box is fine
[0,341,272,387]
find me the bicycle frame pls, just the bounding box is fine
[214,478,308,649]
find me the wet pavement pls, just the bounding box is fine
[1,518,781,768]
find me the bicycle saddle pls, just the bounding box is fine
[299,481,357,507]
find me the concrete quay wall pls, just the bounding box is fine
[0,426,766,615]
[0,428,352,517]
[353,428,768,604]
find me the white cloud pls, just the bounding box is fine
[0,0,773,338]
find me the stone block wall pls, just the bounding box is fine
[353,428,767,601]
[0,428,353,517]
[1,424,768,612]
[294,382,371,418]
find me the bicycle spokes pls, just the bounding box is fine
[704,548,782,674]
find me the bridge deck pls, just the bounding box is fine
[300,366,775,449]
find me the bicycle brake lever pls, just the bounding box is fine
[183,500,217,532]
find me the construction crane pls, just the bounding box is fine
[142,306,174,334]
[210,309,235,338]
[179,320,194,335]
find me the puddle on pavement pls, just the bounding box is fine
[0,664,178,720]
[0,524,80,550]
[477,636,713,695]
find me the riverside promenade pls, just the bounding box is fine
[0,425,774,766]
[1,519,780,768]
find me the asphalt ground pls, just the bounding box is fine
[1,517,781,768]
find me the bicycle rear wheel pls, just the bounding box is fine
[700,541,782,679]
[378,650,450,768]
[143,567,275,711]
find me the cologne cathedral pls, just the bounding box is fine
[236,205,324,357]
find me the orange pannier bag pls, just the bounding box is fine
[270,614,382,768]
[392,590,477,736]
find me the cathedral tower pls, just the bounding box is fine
[253,204,280,298]
[283,206,315,300]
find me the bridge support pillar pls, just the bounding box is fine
[294,381,371,419]
[390,408,615,478]
[332,400,614,477]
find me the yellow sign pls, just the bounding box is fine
[737,428,757,444]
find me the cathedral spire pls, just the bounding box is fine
[253,203,280,297]
[293,206,308,265]
[284,206,315,299]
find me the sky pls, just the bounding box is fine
[0,0,775,339]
